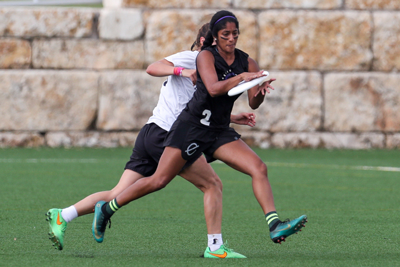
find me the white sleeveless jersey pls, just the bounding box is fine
[147,50,199,131]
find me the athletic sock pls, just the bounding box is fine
[102,198,121,218]
[61,205,78,223]
[265,211,282,231]
[208,234,223,252]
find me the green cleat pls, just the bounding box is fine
[204,244,247,259]
[92,201,110,243]
[270,215,307,244]
[46,208,67,250]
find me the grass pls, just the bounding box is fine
[0,147,399,266]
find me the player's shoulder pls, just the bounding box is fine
[171,50,199,60]
[235,48,249,59]
[165,50,199,60]
[197,47,216,60]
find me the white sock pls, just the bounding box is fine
[208,234,223,252]
[61,205,78,223]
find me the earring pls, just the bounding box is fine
[214,38,217,41]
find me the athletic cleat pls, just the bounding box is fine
[204,244,247,259]
[270,215,307,244]
[46,208,67,250]
[92,201,111,243]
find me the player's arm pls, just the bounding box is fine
[247,57,276,109]
[230,112,256,127]
[146,59,197,84]
[197,50,266,97]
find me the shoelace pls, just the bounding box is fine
[99,217,111,232]
[222,241,234,252]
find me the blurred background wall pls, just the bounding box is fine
[0,0,399,149]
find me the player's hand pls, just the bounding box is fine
[181,69,197,85]
[255,78,276,97]
[241,70,267,82]
[231,112,256,127]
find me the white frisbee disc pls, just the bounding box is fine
[228,71,269,96]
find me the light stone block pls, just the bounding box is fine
[145,10,258,65]
[99,9,143,40]
[104,0,230,8]
[97,71,166,130]
[234,10,258,61]
[102,0,123,8]
[373,12,400,71]
[0,70,98,131]
[386,134,400,149]
[258,11,372,70]
[325,72,400,132]
[238,131,271,149]
[271,132,385,149]
[346,0,400,9]
[32,39,144,69]
[145,10,212,64]
[0,38,31,68]
[233,0,343,9]
[0,7,96,37]
[232,71,322,132]
[0,132,45,148]
[46,131,138,147]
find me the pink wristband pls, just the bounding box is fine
[173,67,184,76]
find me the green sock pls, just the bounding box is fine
[265,211,281,231]
[102,198,121,218]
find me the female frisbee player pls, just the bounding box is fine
[46,23,254,258]
[93,10,307,256]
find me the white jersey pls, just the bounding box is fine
[147,50,199,131]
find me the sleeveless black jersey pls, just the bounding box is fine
[178,46,249,130]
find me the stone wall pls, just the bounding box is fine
[0,0,399,149]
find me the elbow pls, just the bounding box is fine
[209,91,219,97]
[208,88,221,97]
[249,102,261,110]
[146,65,154,76]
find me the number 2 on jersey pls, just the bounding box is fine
[200,109,211,126]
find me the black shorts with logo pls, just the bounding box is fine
[164,119,241,163]
[125,123,201,177]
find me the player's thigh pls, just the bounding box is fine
[179,156,221,189]
[150,146,188,188]
[213,139,266,176]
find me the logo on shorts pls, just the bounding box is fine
[185,143,199,156]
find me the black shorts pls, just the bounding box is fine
[164,119,241,163]
[125,123,201,176]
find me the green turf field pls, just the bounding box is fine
[1,148,399,266]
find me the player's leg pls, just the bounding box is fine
[179,156,246,258]
[46,169,144,250]
[118,147,186,204]
[179,156,223,235]
[92,146,187,243]
[74,169,144,216]
[213,139,307,244]
[47,124,156,250]
[213,139,275,213]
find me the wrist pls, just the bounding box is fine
[173,67,184,76]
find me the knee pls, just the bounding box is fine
[152,176,171,191]
[213,175,223,192]
[252,161,268,177]
[204,174,223,193]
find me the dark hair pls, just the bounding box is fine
[190,23,210,51]
[201,10,239,50]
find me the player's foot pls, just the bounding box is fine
[46,208,67,250]
[270,215,307,244]
[92,201,111,243]
[204,244,247,259]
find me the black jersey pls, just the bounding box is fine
[178,46,249,130]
